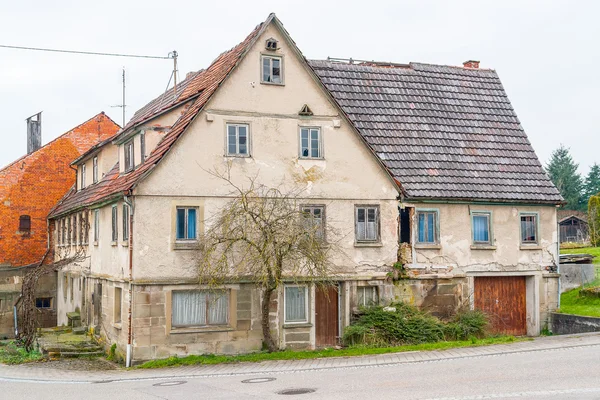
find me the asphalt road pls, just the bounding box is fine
[3,344,600,399]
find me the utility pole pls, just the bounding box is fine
[111,67,127,127]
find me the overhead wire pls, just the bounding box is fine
[0,44,172,60]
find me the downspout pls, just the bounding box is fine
[124,194,134,367]
[556,206,561,309]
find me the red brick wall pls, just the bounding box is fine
[0,113,119,267]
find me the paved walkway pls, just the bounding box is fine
[1,332,599,384]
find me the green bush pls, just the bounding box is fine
[589,195,600,247]
[343,303,489,347]
[444,309,488,341]
[0,342,44,364]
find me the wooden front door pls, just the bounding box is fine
[315,285,339,347]
[474,276,527,336]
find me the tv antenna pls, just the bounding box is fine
[111,68,127,127]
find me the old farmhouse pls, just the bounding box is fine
[47,14,562,364]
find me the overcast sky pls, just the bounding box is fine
[1,0,598,175]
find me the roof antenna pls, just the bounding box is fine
[169,50,178,94]
[111,67,127,127]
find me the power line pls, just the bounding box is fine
[0,44,172,60]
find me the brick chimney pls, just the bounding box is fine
[463,60,480,69]
[26,112,42,154]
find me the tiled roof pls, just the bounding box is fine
[558,209,588,223]
[309,60,563,204]
[48,20,266,218]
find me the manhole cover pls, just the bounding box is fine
[242,377,277,384]
[278,388,317,395]
[153,380,187,387]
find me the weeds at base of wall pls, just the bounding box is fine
[0,341,45,365]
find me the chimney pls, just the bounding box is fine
[26,112,42,154]
[463,60,480,69]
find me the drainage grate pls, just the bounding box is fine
[242,377,277,384]
[153,380,187,387]
[278,388,317,395]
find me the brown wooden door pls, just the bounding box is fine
[474,276,527,336]
[315,285,339,347]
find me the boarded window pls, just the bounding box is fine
[521,214,538,244]
[355,206,379,242]
[284,286,308,323]
[299,128,321,158]
[176,207,197,240]
[171,290,228,327]
[19,215,31,233]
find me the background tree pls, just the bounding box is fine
[589,195,600,247]
[198,167,341,352]
[546,145,584,210]
[583,163,600,203]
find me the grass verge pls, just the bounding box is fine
[560,246,600,264]
[0,341,45,365]
[559,287,600,317]
[137,336,524,369]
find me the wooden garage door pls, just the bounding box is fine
[474,276,527,336]
[315,285,339,347]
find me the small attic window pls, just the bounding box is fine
[299,104,314,116]
[19,215,31,233]
[265,38,278,51]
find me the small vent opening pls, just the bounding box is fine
[299,104,313,116]
[265,38,279,51]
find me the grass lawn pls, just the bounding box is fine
[137,336,524,369]
[559,246,600,317]
[0,341,44,365]
[560,246,600,263]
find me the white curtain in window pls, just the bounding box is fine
[285,286,306,322]
[172,291,206,327]
[208,291,228,325]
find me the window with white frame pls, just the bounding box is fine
[301,205,325,239]
[176,207,197,240]
[122,204,129,241]
[94,210,100,243]
[299,127,322,159]
[124,141,134,172]
[472,212,492,245]
[171,290,229,327]
[81,164,86,189]
[261,55,282,84]
[226,123,249,156]
[93,156,98,183]
[357,286,379,307]
[355,206,380,242]
[284,285,308,323]
[520,213,538,244]
[111,205,118,242]
[417,210,438,244]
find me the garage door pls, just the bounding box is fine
[474,276,527,336]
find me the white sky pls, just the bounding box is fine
[1,0,598,174]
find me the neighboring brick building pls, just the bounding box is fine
[0,112,120,338]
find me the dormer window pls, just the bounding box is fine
[265,38,278,51]
[93,156,98,183]
[124,141,134,172]
[261,55,283,85]
[81,164,86,189]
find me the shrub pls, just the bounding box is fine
[444,309,488,341]
[589,195,600,247]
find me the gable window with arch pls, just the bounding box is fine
[299,127,322,159]
[261,55,283,84]
[355,205,380,243]
[226,123,250,157]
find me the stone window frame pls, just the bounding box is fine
[114,286,123,327]
[283,284,310,325]
[225,122,252,158]
[260,54,285,86]
[164,285,238,334]
[171,200,204,250]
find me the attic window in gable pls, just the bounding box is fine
[261,55,283,85]
[299,104,313,116]
[265,38,278,51]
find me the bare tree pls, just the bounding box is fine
[199,166,341,352]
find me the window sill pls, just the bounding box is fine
[113,323,122,330]
[111,241,118,247]
[414,244,441,250]
[283,323,312,329]
[354,242,383,248]
[298,157,325,161]
[173,241,200,250]
[260,81,285,86]
[471,245,497,250]
[121,241,129,247]
[224,154,252,158]
[520,245,542,250]
[170,326,233,334]
[93,241,99,246]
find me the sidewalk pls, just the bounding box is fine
[1,332,599,384]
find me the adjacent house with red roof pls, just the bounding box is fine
[0,112,120,337]
[48,14,562,363]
